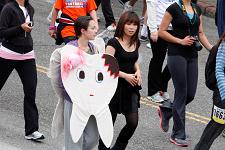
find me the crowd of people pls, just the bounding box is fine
[0,0,225,150]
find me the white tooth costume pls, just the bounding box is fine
[49,43,119,149]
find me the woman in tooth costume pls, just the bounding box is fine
[49,16,119,150]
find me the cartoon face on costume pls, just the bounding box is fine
[61,45,119,148]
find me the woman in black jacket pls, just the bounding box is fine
[0,0,44,140]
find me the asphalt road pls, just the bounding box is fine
[0,0,224,150]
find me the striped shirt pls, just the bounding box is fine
[216,41,225,101]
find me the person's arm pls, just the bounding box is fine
[216,41,225,101]
[134,62,142,86]
[198,15,213,51]
[105,44,138,86]
[89,10,99,31]
[0,6,25,38]
[49,7,59,39]
[49,48,66,100]
[146,0,158,42]
[159,12,195,46]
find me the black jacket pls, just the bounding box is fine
[0,1,34,54]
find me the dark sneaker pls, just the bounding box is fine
[157,107,169,132]
[25,131,45,141]
[170,138,188,147]
[222,129,225,138]
[139,36,148,42]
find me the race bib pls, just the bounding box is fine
[212,105,225,124]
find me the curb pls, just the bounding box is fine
[197,1,216,18]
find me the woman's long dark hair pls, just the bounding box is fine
[114,11,140,48]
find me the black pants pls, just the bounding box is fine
[167,56,198,139]
[147,29,171,96]
[0,58,39,135]
[95,0,116,28]
[195,88,225,150]
[194,120,225,150]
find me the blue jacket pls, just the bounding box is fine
[216,0,225,37]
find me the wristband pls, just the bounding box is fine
[48,25,56,30]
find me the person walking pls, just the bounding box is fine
[49,16,101,150]
[0,0,44,140]
[98,11,142,150]
[216,0,225,138]
[194,0,225,149]
[48,0,98,45]
[95,0,116,31]
[158,0,212,147]
[146,0,176,103]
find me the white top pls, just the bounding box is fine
[146,0,177,33]
[19,5,30,23]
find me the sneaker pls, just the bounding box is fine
[157,107,170,132]
[25,131,45,141]
[170,138,188,147]
[146,43,151,49]
[222,129,225,137]
[123,2,133,12]
[162,92,170,100]
[107,23,116,31]
[139,36,148,42]
[147,92,164,103]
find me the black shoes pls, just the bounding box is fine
[157,101,173,132]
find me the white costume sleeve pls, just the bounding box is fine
[49,48,65,138]
[146,0,158,33]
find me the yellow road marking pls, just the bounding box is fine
[37,64,210,125]
[186,116,208,124]
[37,65,48,72]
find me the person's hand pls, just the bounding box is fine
[21,23,32,32]
[135,70,142,86]
[124,73,138,87]
[49,29,56,39]
[179,36,195,46]
[150,31,158,42]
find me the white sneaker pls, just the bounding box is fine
[107,24,116,31]
[162,92,170,100]
[123,2,133,12]
[147,92,164,103]
[25,131,45,140]
[146,43,151,49]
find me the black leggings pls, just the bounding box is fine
[98,111,138,149]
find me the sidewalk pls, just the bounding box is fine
[198,0,216,18]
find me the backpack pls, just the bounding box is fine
[205,30,225,90]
